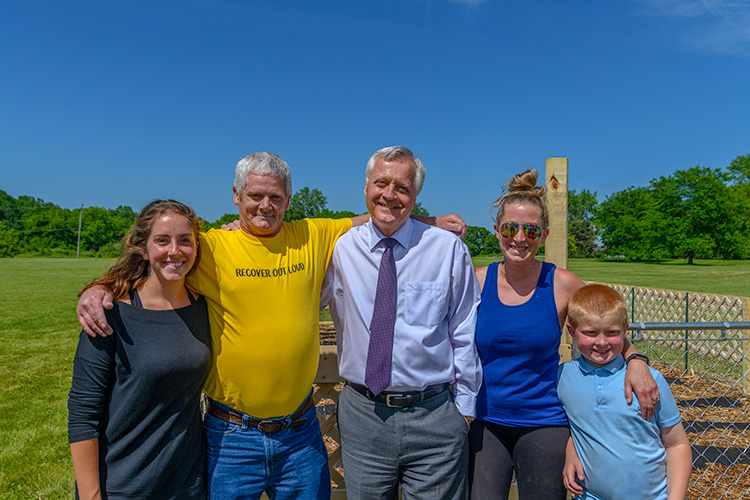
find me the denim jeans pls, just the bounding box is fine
[204,398,331,500]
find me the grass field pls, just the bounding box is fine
[0,259,113,499]
[1,256,748,498]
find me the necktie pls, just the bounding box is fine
[364,237,397,396]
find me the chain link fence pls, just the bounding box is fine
[593,283,750,500]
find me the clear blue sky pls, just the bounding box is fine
[2,0,748,230]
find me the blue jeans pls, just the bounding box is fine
[204,398,331,500]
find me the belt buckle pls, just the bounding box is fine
[385,394,403,408]
[257,420,287,433]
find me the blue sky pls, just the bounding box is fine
[2,0,748,230]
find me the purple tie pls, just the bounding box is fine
[364,237,397,396]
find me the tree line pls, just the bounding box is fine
[460,153,750,263]
[2,153,748,261]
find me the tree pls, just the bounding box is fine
[596,166,748,263]
[595,186,660,260]
[284,187,327,221]
[412,202,429,216]
[204,213,240,230]
[463,226,491,256]
[650,166,744,263]
[727,153,750,184]
[482,231,501,255]
[318,209,358,219]
[0,221,19,257]
[568,189,598,258]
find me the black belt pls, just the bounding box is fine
[347,382,449,409]
[206,394,313,433]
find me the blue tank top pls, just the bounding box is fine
[475,261,568,427]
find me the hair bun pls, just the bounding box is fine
[505,168,546,197]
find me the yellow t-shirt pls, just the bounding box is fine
[188,218,352,418]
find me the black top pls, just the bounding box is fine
[68,290,210,500]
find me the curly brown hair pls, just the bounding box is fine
[80,200,201,300]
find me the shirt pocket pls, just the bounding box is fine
[403,282,449,327]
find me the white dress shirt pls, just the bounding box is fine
[321,218,482,416]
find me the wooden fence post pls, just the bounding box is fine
[544,157,568,270]
[545,157,572,359]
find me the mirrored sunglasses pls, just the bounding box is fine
[499,221,544,240]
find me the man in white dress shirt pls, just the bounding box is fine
[321,146,482,500]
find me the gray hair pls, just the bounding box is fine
[365,146,426,195]
[234,152,292,196]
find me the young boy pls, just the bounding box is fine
[557,284,692,500]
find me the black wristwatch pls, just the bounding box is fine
[625,353,650,365]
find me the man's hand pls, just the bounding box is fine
[625,357,659,420]
[435,214,467,238]
[221,219,240,231]
[77,286,114,337]
[563,437,584,496]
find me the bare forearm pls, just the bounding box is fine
[622,336,659,420]
[663,423,692,500]
[665,442,692,500]
[350,214,370,227]
[70,439,103,500]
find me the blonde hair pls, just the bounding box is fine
[567,284,629,330]
[493,169,548,228]
[80,200,201,300]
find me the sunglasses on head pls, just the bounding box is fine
[499,221,544,240]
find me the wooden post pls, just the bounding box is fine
[546,158,572,362]
[544,157,569,270]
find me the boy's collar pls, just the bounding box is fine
[578,355,625,374]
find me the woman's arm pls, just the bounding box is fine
[475,266,488,291]
[68,330,115,500]
[661,422,692,500]
[622,338,660,420]
[70,439,103,500]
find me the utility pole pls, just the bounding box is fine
[76,205,83,259]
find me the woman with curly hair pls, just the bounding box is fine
[68,200,210,500]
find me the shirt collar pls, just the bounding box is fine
[366,218,413,252]
[577,355,625,374]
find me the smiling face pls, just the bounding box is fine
[568,313,627,368]
[364,157,418,236]
[233,173,291,237]
[144,212,198,284]
[495,202,548,263]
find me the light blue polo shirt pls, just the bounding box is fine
[557,356,682,500]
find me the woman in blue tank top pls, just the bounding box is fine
[467,169,659,500]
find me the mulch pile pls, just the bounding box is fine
[656,362,750,498]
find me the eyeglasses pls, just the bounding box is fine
[499,222,544,240]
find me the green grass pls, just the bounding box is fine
[472,256,750,297]
[0,258,113,500]
[1,256,748,498]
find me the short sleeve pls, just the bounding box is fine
[653,369,682,428]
